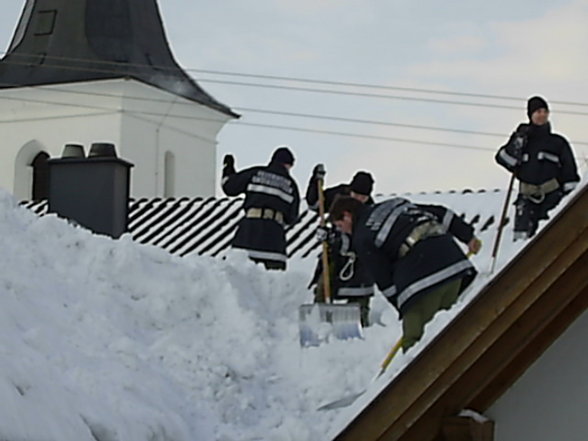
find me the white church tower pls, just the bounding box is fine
[0,0,238,200]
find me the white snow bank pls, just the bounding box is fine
[0,174,585,441]
[0,189,400,441]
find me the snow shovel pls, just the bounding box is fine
[298,175,363,347]
[317,337,403,411]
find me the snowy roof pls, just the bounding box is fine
[3,178,586,441]
[21,188,503,260]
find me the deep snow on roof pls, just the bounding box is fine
[3,179,586,441]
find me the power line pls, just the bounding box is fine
[1,87,588,153]
[3,57,588,116]
[3,51,588,107]
[0,81,511,137]
[237,107,505,138]
[3,81,588,146]
[228,121,497,153]
[0,92,498,152]
[198,78,588,116]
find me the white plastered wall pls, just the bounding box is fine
[486,310,588,441]
[119,79,228,198]
[0,78,230,199]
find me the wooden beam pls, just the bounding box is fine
[441,416,494,441]
[391,252,588,441]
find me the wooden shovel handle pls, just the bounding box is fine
[379,337,404,376]
[317,178,332,304]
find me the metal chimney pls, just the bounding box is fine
[48,142,133,238]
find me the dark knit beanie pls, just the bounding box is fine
[270,146,295,165]
[349,171,374,196]
[527,96,549,119]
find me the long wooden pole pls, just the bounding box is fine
[317,178,332,304]
[490,173,516,274]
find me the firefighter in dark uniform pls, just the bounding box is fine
[329,196,481,352]
[496,96,580,240]
[222,146,300,270]
[306,165,375,326]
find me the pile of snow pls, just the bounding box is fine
[0,189,398,441]
[0,179,584,441]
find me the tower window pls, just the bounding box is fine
[34,10,57,36]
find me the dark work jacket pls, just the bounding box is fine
[495,123,580,194]
[306,179,374,297]
[352,198,477,317]
[222,161,300,263]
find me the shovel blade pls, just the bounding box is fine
[298,303,363,347]
[317,390,366,411]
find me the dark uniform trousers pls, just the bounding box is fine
[514,187,562,238]
[401,278,462,352]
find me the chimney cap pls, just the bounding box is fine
[89,142,117,158]
[62,143,86,159]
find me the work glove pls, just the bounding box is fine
[223,154,235,168]
[315,225,329,242]
[511,124,530,161]
[223,154,236,176]
[467,237,482,256]
[312,163,326,180]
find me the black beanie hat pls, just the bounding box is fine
[271,146,295,165]
[527,96,549,119]
[349,171,374,196]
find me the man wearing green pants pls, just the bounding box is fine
[329,196,481,352]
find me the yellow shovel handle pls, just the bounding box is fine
[379,337,403,375]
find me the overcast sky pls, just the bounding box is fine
[1,0,588,196]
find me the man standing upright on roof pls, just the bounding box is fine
[329,196,481,352]
[222,146,300,270]
[305,166,376,326]
[495,96,580,240]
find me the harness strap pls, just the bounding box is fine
[398,221,444,258]
[519,178,559,204]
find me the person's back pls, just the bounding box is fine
[330,196,480,351]
[222,146,300,270]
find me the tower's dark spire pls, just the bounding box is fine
[0,0,237,117]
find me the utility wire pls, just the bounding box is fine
[0,81,509,136]
[3,51,588,107]
[198,79,588,116]
[1,86,588,154]
[0,93,499,152]
[2,58,588,116]
[228,121,497,153]
[2,81,588,146]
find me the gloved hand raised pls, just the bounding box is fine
[512,124,530,159]
[312,163,326,180]
[223,154,235,168]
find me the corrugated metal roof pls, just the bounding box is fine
[20,189,503,260]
